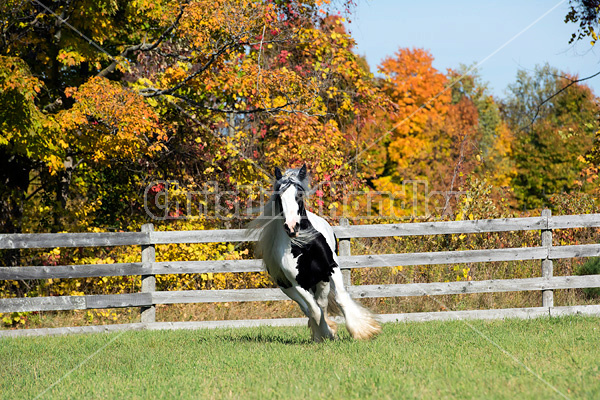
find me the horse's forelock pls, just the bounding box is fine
[274,167,309,195]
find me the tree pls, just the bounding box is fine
[502,64,599,209]
[0,0,386,234]
[368,50,494,219]
[447,66,516,190]
[565,0,600,44]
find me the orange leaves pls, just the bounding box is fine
[180,0,273,50]
[380,48,450,138]
[57,48,86,67]
[59,77,166,163]
[377,48,452,181]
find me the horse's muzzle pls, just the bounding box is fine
[284,222,300,237]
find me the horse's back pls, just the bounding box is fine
[306,211,336,253]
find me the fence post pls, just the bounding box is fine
[339,218,352,287]
[541,209,553,308]
[141,223,156,323]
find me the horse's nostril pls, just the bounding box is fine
[283,224,291,233]
[294,222,300,232]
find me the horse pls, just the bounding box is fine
[249,164,381,341]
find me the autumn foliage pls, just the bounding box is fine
[1,1,599,326]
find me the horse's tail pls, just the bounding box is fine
[342,298,381,340]
[329,270,381,340]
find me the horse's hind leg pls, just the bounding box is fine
[313,282,337,336]
[282,285,335,342]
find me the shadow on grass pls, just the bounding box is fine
[225,332,312,345]
[197,330,356,345]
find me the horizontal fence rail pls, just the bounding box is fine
[2,214,600,249]
[2,275,600,314]
[0,211,599,337]
[2,244,600,281]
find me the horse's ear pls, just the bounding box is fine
[298,164,307,181]
[274,167,283,181]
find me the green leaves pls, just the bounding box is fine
[0,56,63,170]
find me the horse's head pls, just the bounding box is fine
[274,164,308,238]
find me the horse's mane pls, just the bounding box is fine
[248,167,318,258]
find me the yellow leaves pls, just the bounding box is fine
[272,96,287,108]
[163,66,187,83]
[45,154,64,175]
[57,49,86,67]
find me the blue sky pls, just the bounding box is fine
[347,0,600,98]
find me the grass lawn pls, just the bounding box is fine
[1,316,599,399]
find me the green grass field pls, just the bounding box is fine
[1,316,599,399]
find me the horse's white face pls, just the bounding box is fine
[280,184,301,237]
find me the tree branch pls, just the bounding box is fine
[139,39,240,97]
[167,92,328,118]
[169,93,295,114]
[96,0,189,78]
[523,69,600,132]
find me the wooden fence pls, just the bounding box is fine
[1,210,600,337]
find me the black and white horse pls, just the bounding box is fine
[250,165,380,341]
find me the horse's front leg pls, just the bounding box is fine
[281,285,335,342]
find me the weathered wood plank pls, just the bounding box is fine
[140,223,156,323]
[3,305,600,338]
[0,319,311,338]
[548,304,600,317]
[0,263,148,280]
[381,304,600,323]
[549,214,600,229]
[541,209,553,307]
[146,318,309,331]
[150,229,255,244]
[549,244,600,259]
[338,218,352,286]
[0,293,152,313]
[348,275,600,299]
[1,242,598,282]
[151,259,264,275]
[5,273,597,313]
[0,232,149,249]
[0,295,86,313]
[152,288,287,304]
[338,246,548,269]
[86,293,152,309]
[332,217,547,239]
[0,259,263,280]
[1,213,597,250]
[0,323,148,338]
[379,307,552,323]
